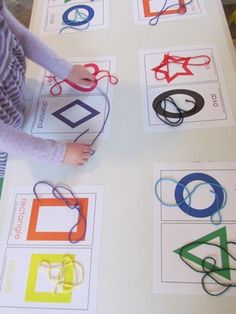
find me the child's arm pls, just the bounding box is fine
[0,120,66,164]
[3,5,94,84]
[1,5,93,166]
[0,120,92,166]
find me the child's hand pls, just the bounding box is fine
[67,64,95,86]
[63,143,92,165]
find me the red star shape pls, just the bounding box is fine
[151,53,194,83]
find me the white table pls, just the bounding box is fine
[1,0,236,313]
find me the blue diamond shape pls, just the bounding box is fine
[52,99,100,128]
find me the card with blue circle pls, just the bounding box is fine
[39,0,109,35]
[153,162,236,295]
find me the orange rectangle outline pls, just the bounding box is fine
[27,198,88,241]
[142,0,186,17]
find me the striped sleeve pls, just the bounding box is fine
[3,5,73,79]
[0,118,67,164]
[0,83,67,165]
[0,87,67,164]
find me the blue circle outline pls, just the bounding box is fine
[174,173,224,218]
[62,5,95,26]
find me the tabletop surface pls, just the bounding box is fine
[1,0,236,313]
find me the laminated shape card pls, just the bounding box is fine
[6,187,101,246]
[133,0,206,25]
[153,162,236,295]
[39,0,109,35]
[0,184,103,313]
[24,57,117,143]
[139,44,234,131]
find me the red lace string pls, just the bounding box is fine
[152,53,211,83]
[46,63,118,96]
[176,54,211,66]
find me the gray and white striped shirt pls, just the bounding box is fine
[0,1,73,175]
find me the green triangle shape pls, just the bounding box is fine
[174,227,231,280]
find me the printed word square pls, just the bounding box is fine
[0,248,93,310]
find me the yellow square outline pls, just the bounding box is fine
[25,254,75,303]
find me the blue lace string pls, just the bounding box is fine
[154,177,227,225]
[33,181,86,244]
[73,86,111,153]
[60,7,90,33]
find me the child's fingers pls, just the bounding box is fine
[63,143,93,165]
[85,71,96,82]
[67,64,96,86]
[79,145,93,164]
[80,78,96,86]
[82,144,93,153]
[82,152,90,159]
[79,155,90,165]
